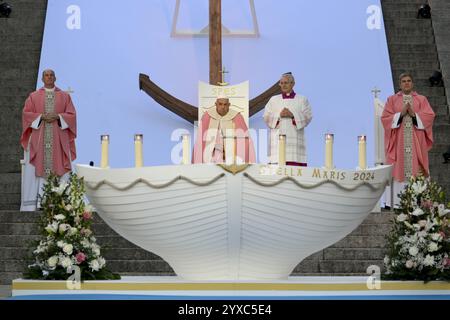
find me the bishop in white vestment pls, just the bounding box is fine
[263,73,313,165]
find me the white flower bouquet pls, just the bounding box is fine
[383,175,450,281]
[24,173,120,280]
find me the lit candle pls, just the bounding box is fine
[278,135,286,166]
[182,134,190,165]
[224,133,235,165]
[134,134,143,168]
[235,136,240,165]
[234,136,242,165]
[100,135,109,168]
[325,133,334,169]
[235,136,248,165]
[358,135,367,170]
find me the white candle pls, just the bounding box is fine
[278,135,286,166]
[100,135,109,168]
[134,134,143,168]
[234,136,238,165]
[235,136,246,165]
[182,134,190,165]
[358,135,367,170]
[224,136,235,165]
[325,133,334,169]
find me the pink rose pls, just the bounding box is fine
[83,211,92,220]
[443,257,450,267]
[440,231,446,239]
[75,252,86,264]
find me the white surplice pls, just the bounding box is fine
[263,93,313,164]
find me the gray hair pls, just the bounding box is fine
[42,69,55,77]
[399,72,413,82]
[281,73,295,84]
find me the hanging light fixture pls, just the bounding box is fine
[417,4,431,19]
[0,1,12,18]
[429,70,443,87]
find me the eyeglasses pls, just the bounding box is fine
[279,81,292,85]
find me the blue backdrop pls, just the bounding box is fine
[38,0,393,169]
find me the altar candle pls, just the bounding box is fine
[325,133,334,169]
[278,135,286,166]
[224,135,235,165]
[234,137,238,165]
[182,134,190,165]
[358,135,367,170]
[134,134,143,168]
[100,135,109,168]
[235,136,248,165]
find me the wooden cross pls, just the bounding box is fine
[139,0,282,123]
[209,0,222,85]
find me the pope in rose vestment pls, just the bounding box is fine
[193,97,255,164]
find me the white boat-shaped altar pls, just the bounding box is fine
[76,163,391,280]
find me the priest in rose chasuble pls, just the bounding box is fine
[20,69,77,211]
[381,73,435,207]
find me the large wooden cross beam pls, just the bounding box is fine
[209,0,222,85]
[139,73,281,123]
[139,0,281,123]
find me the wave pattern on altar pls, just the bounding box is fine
[77,164,391,280]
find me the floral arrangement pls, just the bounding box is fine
[24,173,120,280]
[383,175,450,281]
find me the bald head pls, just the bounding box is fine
[42,69,56,88]
[42,69,55,77]
[215,97,230,116]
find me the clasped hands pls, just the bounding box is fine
[41,112,59,123]
[401,103,416,118]
[280,108,294,118]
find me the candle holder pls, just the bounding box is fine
[181,134,190,165]
[358,135,367,170]
[278,135,286,166]
[100,135,109,168]
[134,134,143,168]
[324,133,334,170]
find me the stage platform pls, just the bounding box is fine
[11,276,450,300]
